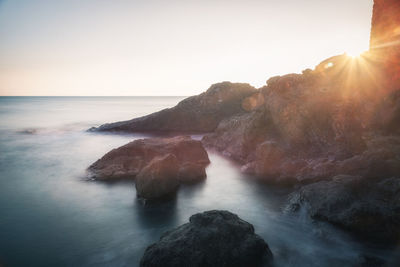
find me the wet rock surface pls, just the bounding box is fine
[140,210,273,267]
[286,175,400,243]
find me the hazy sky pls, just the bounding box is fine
[0,0,373,96]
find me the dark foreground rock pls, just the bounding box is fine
[140,210,273,267]
[286,175,400,243]
[87,136,210,181]
[89,82,257,134]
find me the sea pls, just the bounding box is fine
[0,96,397,266]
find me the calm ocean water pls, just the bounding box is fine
[0,97,396,266]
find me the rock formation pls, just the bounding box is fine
[135,154,181,200]
[140,210,273,267]
[89,82,256,134]
[87,136,210,200]
[286,175,400,243]
[88,0,400,243]
[370,0,400,92]
[87,136,209,181]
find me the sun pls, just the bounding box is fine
[346,47,368,58]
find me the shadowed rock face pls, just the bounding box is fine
[286,175,400,243]
[89,82,257,134]
[87,136,210,181]
[135,154,180,200]
[140,210,273,267]
[202,108,276,163]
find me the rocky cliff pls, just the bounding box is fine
[90,0,400,244]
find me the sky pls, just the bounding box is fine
[0,0,373,96]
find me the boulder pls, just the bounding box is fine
[286,175,400,243]
[87,136,210,181]
[135,154,180,200]
[140,210,273,267]
[177,162,207,184]
[89,82,257,134]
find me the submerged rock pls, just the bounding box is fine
[286,175,400,243]
[140,210,273,267]
[89,82,257,134]
[87,136,210,181]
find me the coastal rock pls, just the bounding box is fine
[262,68,367,154]
[286,175,400,243]
[87,136,210,181]
[177,162,207,184]
[295,135,400,183]
[135,154,180,200]
[201,51,400,185]
[140,210,273,267]
[370,0,400,91]
[373,90,400,134]
[89,82,257,133]
[202,109,274,163]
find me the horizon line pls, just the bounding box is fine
[0,95,189,97]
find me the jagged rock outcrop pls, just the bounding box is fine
[202,52,400,184]
[202,108,275,163]
[140,210,273,267]
[89,82,257,133]
[87,136,210,182]
[286,175,400,243]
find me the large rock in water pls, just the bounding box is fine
[140,210,273,267]
[286,175,400,243]
[89,82,257,133]
[87,136,210,182]
[135,154,180,200]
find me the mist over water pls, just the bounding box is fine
[0,97,395,266]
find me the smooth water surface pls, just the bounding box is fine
[0,97,397,266]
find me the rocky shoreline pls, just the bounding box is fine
[86,1,400,264]
[88,51,400,247]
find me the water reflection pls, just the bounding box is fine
[134,197,179,229]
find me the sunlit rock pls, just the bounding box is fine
[87,136,210,181]
[370,0,400,91]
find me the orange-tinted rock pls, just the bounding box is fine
[87,136,210,181]
[135,154,180,200]
[370,0,400,91]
